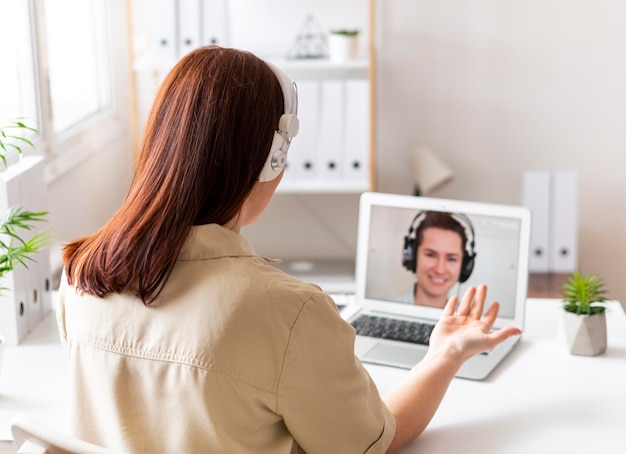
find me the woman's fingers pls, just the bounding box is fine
[455,286,476,316]
[468,284,487,319]
[443,294,459,316]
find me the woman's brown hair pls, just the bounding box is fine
[63,46,284,304]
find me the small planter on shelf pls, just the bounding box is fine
[327,29,359,62]
[561,270,609,356]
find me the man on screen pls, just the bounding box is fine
[401,211,477,307]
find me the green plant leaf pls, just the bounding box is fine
[561,270,609,315]
[0,118,38,164]
[330,29,359,36]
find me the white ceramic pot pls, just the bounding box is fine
[563,311,607,356]
[327,33,359,62]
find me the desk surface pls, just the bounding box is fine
[1,299,625,453]
[364,299,626,453]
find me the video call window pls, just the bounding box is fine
[364,205,522,319]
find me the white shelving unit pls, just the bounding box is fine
[275,56,372,193]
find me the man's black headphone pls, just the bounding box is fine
[401,211,477,283]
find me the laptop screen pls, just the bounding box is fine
[355,192,531,326]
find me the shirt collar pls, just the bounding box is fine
[178,224,257,261]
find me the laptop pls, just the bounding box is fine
[344,192,531,380]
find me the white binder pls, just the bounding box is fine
[283,80,320,184]
[343,78,370,184]
[178,0,201,58]
[0,268,29,346]
[521,171,551,273]
[19,156,52,327]
[317,80,344,181]
[521,170,578,273]
[201,0,229,46]
[549,170,578,272]
[151,0,179,66]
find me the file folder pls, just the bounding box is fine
[201,0,229,46]
[343,78,370,184]
[151,0,178,66]
[0,268,29,345]
[19,156,52,328]
[549,170,578,272]
[283,80,320,184]
[317,80,344,181]
[521,171,551,272]
[178,0,201,58]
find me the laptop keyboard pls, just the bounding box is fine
[350,314,435,346]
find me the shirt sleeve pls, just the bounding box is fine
[276,292,396,453]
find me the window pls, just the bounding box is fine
[43,0,113,135]
[0,0,129,180]
[0,2,38,128]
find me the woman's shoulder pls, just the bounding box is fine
[252,258,332,306]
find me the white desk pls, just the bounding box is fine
[1,299,625,453]
[364,299,626,454]
[0,313,69,445]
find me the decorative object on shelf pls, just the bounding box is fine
[327,29,360,62]
[561,270,609,356]
[287,15,328,60]
[0,119,52,352]
[410,146,454,196]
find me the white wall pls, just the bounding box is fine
[375,0,626,306]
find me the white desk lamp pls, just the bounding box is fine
[410,146,454,196]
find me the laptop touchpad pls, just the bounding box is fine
[362,342,426,369]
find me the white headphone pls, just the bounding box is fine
[257,61,300,182]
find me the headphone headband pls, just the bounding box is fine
[257,62,299,182]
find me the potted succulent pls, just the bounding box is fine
[0,119,51,373]
[327,29,360,62]
[561,270,609,356]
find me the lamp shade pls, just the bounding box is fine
[410,146,454,195]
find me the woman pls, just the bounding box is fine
[58,46,520,453]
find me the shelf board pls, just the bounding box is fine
[268,57,369,80]
[276,180,370,194]
[268,57,368,69]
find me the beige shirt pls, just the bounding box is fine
[57,224,396,453]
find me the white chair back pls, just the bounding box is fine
[11,413,116,454]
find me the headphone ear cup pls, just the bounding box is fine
[402,237,417,272]
[258,113,299,182]
[258,131,288,182]
[459,251,476,283]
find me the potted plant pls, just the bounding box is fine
[0,119,51,373]
[561,270,609,356]
[327,29,360,62]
